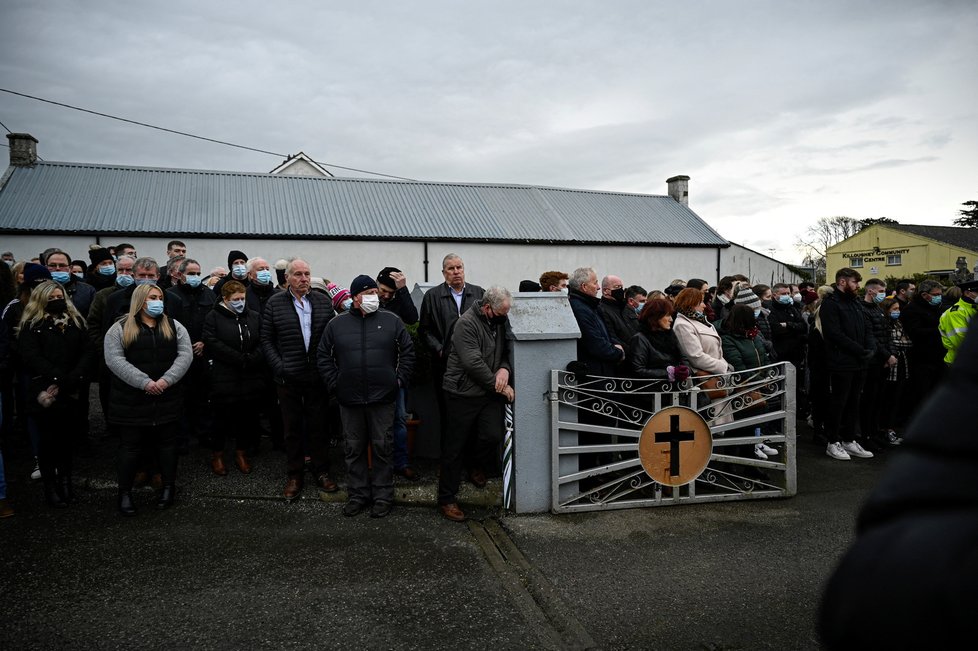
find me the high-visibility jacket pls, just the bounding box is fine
[939,298,977,364]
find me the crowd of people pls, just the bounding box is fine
[0,240,974,521]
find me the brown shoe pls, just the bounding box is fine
[439,502,466,522]
[316,473,338,493]
[284,477,302,500]
[468,468,487,489]
[210,451,228,476]
[133,471,149,488]
[151,473,163,490]
[0,499,14,519]
[234,449,252,474]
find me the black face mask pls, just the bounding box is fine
[611,288,625,304]
[489,314,507,326]
[46,298,67,314]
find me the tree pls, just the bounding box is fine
[858,217,899,228]
[797,216,863,284]
[954,200,978,228]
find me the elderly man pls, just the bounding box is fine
[437,286,514,522]
[419,254,485,464]
[597,274,639,347]
[45,249,96,318]
[568,267,624,377]
[245,256,281,315]
[318,274,414,518]
[262,258,337,500]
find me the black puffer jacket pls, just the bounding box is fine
[858,299,892,366]
[18,316,93,414]
[768,300,807,361]
[901,296,945,366]
[261,289,334,384]
[626,326,685,380]
[818,288,874,372]
[203,303,265,402]
[598,298,638,346]
[317,308,415,406]
[166,283,216,342]
[418,282,484,358]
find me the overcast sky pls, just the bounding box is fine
[1,0,975,264]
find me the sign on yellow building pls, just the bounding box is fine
[826,224,978,280]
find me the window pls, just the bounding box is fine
[886,254,902,266]
[850,257,863,268]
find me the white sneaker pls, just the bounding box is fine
[754,444,769,459]
[30,458,41,480]
[826,442,851,460]
[758,442,778,456]
[842,440,874,459]
[885,430,903,446]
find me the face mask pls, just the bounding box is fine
[753,309,761,318]
[116,274,134,288]
[72,272,85,281]
[792,293,802,303]
[185,274,202,288]
[46,298,67,314]
[693,310,704,318]
[145,299,164,317]
[778,295,793,305]
[634,302,645,314]
[889,311,900,319]
[359,294,380,314]
[232,264,248,279]
[610,288,625,303]
[98,264,116,276]
[929,295,942,306]
[341,298,353,312]
[135,278,156,286]
[3,260,12,267]
[873,292,885,304]
[559,288,568,295]
[50,271,71,284]
[255,269,273,285]
[489,314,508,326]
[229,298,246,313]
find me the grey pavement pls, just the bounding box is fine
[1,405,887,650]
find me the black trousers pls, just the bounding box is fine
[825,370,866,444]
[438,394,503,505]
[117,421,178,492]
[340,403,395,505]
[859,366,885,440]
[36,397,83,480]
[276,381,329,479]
[209,398,260,452]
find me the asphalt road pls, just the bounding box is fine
[1,409,887,650]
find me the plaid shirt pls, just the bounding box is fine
[886,319,912,382]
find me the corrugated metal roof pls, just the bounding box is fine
[0,161,728,247]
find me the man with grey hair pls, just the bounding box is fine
[437,285,514,522]
[261,258,338,500]
[568,267,624,377]
[104,256,161,331]
[245,256,281,315]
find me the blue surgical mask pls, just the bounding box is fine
[778,295,792,305]
[753,309,761,318]
[634,302,645,314]
[229,298,246,313]
[889,311,901,319]
[929,295,942,306]
[255,269,273,285]
[51,271,71,284]
[98,264,116,276]
[873,292,885,304]
[145,300,164,317]
[185,274,202,288]
[341,298,353,312]
[116,274,134,288]
[135,278,156,286]
[693,310,704,318]
[232,264,248,279]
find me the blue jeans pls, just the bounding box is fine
[393,387,409,470]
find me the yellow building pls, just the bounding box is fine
[826,224,978,281]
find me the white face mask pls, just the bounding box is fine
[559,288,568,295]
[360,294,380,314]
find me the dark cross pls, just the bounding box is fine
[654,414,695,477]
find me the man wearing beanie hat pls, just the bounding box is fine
[318,274,414,518]
[88,247,116,291]
[939,278,978,364]
[211,250,249,296]
[376,266,419,479]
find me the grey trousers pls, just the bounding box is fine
[339,403,395,504]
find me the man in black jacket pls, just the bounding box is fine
[901,279,946,408]
[597,274,638,347]
[769,282,809,416]
[858,278,897,451]
[261,258,337,500]
[377,266,420,480]
[318,275,414,519]
[819,268,876,461]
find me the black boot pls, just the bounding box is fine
[118,492,137,517]
[157,484,175,510]
[44,478,68,509]
[59,475,76,504]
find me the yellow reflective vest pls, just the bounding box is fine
[939,298,976,364]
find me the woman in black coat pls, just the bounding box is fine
[17,280,93,507]
[626,298,690,411]
[202,280,265,475]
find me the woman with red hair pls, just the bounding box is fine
[626,298,689,384]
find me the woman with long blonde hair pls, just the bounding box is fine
[104,284,191,516]
[17,280,92,507]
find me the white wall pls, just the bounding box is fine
[720,242,803,286]
[3,233,722,292]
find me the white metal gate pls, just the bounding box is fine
[550,362,797,513]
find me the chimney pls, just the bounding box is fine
[7,133,38,167]
[666,175,690,205]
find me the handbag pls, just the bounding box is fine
[693,370,727,399]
